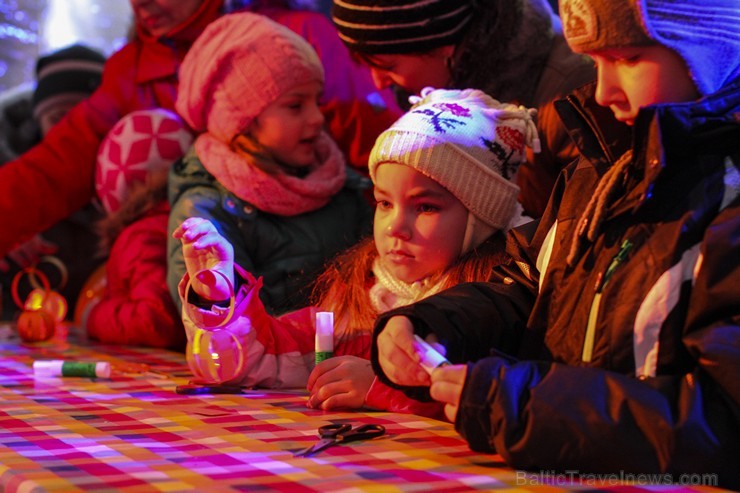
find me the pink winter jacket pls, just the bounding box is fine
[179,266,445,420]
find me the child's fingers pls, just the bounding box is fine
[444,403,460,423]
[308,381,361,410]
[429,365,467,408]
[378,348,428,386]
[384,316,420,362]
[377,316,428,385]
[429,379,460,405]
[319,391,358,410]
[178,217,215,241]
[306,358,343,391]
[174,217,204,240]
[431,364,467,384]
[307,380,343,408]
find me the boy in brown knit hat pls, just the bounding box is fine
[371,0,740,487]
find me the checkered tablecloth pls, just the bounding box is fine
[0,323,728,492]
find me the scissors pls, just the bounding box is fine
[294,423,386,457]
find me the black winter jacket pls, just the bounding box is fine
[372,81,740,488]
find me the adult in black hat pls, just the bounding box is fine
[331,0,611,218]
[32,44,106,135]
[0,44,106,320]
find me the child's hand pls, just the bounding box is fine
[376,316,430,386]
[172,217,234,300]
[306,356,373,410]
[430,364,468,423]
[0,235,58,272]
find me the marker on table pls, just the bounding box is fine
[33,360,111,379]
[315,311,334,365]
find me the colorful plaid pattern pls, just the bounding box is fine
[0,323,724,492]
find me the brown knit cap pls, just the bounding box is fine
[560,0,655,53]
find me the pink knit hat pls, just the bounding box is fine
[95,109,194,214]
[176,12,325,144]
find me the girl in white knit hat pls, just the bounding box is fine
[176,87,539,417]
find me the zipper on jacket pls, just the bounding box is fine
[582,238,633,362]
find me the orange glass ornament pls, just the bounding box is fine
[11,267,56,343]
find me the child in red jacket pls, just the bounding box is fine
[81,109,193,349]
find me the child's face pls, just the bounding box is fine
[590,45,699,125]
[373,163,468,284]
[363,47,454,95]
[39,101,78,136]
[249,80,325,169]
[130,0,203,38]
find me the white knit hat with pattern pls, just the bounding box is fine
[369,87,539,252]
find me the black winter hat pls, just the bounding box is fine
[32,44,106,119]
[331,0,474,55]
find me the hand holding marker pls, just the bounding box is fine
[414,334,450,374]
[315,311,334,364]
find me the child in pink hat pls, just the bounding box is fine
[168,12,371,318]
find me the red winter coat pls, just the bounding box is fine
[87,200,184,350]
[0,2,401,257]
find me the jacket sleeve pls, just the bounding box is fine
[458,334,739,485]
[0,50,134,256]
[371,278,535,402]
[456,207,740,487]
[87,215,185,350]
[167,175,254,310]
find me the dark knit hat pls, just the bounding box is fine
[32,44,106,120]
[331,0,474,54]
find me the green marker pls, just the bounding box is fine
[33,360,111,378]
[315,311,334,364]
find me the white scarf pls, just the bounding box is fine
[368,257,446,313]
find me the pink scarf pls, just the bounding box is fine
[194,131,346,216]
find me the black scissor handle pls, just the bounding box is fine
[318,423,352,438]
[332,424,386,443]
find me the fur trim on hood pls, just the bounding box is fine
[96,169,170,256]
[452,0,558,106]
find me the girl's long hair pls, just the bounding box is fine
[231,133,285,175]
[310,231,510,339]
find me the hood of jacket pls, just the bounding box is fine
[97,169,170,255]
